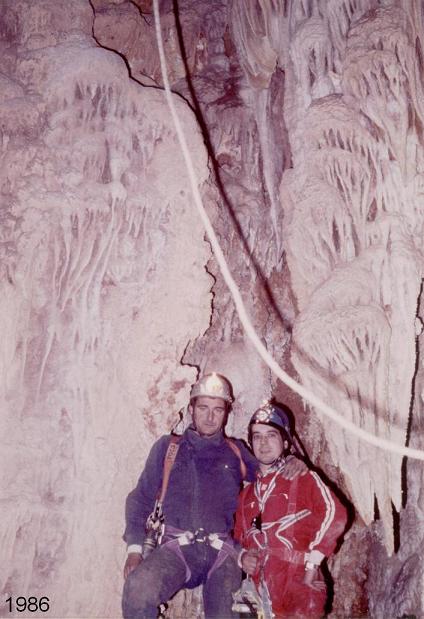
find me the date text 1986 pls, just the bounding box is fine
[6,597,50,613]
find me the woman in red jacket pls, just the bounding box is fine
[234,403,347,618]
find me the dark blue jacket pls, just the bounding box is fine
[124,427,257,546]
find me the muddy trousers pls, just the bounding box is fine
[122,542,241,619]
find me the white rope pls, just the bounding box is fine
[152,0,424,462]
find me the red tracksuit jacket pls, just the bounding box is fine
[234,461,347,618]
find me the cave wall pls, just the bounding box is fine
[1,0,424,617]
[92,0,293,439]
[0,1,212,617]
[231,0,424,615]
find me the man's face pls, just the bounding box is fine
[190,396,227,437]
[251,423,284,465]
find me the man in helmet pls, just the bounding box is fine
[234,402,347,618]
[122,375,306,619]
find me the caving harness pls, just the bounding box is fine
[142,433,247,581]
[232,458,310,619]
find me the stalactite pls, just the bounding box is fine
[233,0,424,564]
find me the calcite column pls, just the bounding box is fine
[0,1,211,617]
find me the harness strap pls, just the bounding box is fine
[225,438,247,479]
[162,525,238,580]
[164,525,232,548]
[157,435,181,504]
[160,536,192,582]
[207,538,239,580]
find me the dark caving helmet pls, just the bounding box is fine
[248,401,292,446]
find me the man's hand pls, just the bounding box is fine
[303,565,325,591]
[124,553,142,579]
[303,565,318,587]
[281,456,308,480]
[241,549,260,575]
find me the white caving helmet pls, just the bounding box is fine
[189,372,234,404]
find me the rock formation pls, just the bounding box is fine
[0,1,211,617]
[1,0,424,617]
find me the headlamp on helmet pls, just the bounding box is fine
[248,401,292,445]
